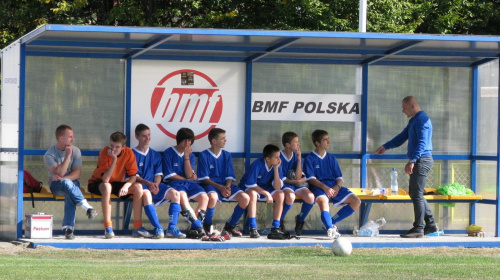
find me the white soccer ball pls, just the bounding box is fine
[331,237,352,256]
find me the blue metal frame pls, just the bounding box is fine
[497,62,500,237]
[470,66,479,225]
[125,58,132,145]
[244,61,253,170]
[17,44,27,239]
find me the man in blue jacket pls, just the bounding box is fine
[374,96,438,238]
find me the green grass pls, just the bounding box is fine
[1,245,500,279]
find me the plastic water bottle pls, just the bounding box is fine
[390,168,398,194]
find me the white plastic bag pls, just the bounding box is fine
[357,218,386,237]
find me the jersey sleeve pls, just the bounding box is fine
[125,149,138,177]
[225,152,236,182]
[243,163,260,189]
[303,155,316,180]
[91,148,111,180]
[197,152,210,181]
[153,151,163,178]
[162,149,178,180]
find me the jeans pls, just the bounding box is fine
[49,179,85,230]
[408,156,435,230]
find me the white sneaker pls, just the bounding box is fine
[327,225,341,239]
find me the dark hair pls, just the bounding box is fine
[176,128,195,145]
[110,131,127,145]
[263,144,280,159]
[55,124,72,139]
[311,129,328,147]
[282,131,298,147]
[134,123,150,136]
[208,128,226,143]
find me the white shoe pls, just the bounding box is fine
[327,225,341,239]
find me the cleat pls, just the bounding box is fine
[294,215,305,236]
[166,228,186,239]
[249,228,260,238]
[152,228,164,239]
[267,227,286,239]
[186,227,206,239]
[203,223,212,235]
[104,227,115,239]
[220,230,231,240]
[132,227,153,238]
[327,225,340,239]
[87,208,98,220]
[223,222,242,237]
[279,221,286,233]
[64,228,75,240]
[198,210,207,222]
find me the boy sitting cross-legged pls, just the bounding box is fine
[238,144,285,239]
[197,128,249,237]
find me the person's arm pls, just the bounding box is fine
[101,149,117,183]
[183,148,197,181]
[272,159,283,191]
[119,175,136,197]
[250,185,273,203]
[49,145,72,177]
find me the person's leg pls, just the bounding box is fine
[50,180,79,235]
[271,190,284,229]
[203,192,219,233]
[331,194,360,225]
[295,188,315,222]
[408,158,434,231]
[98,183,112,227]
[224,191,249,237]
[128,183,145,230]
[246,189,260,238]
[280,188,295,228]
[317,196,332,229]
[141,188,164,238]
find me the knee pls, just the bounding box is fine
[273,190,284,200]
[306,193,315,204]
[131,183,143,196]
[286,192,296,202]
[169,189,180,203]
[209,192,219,203]
[351,196,361,210]
[99,183,112,194]
[199,193,209,204]
[239,193,250,206]
[142,189,152,203]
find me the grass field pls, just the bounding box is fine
[1,243,499,279]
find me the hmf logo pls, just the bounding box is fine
[150,69,223,140]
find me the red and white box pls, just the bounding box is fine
[25,213,53,238]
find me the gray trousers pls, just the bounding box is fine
[408,156,436,230]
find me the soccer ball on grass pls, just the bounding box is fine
[331,237,352,256]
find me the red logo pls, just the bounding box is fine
[150,70,223,139]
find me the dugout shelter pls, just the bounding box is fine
[1,25,500,241]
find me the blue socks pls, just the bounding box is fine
[191,219,202,230]
[280,203,293,222]
[144,204,162,229]
[248,217,257,229]
[204,207,215,225]
[321,211,333,229]
[298,202,314,222]
[168,202,181,230]
[331,205,355,225]
[272,219,280,229]
[228,205,246,226]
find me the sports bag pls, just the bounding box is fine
[23,170,43,208]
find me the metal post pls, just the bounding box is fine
[359,0,367,32]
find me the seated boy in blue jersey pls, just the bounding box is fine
[303,129,361,239]
[162,127,209,238]
[197,128,249,237]
[280,132,315,236]
[238,144,285,239]
[133,124,186,238]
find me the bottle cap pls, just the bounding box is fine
[392,168,396,171]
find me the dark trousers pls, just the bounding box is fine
[408,156,435,230]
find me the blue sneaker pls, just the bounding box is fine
[166,228,186,239]
[152,228,164,239]
[104,227,115,239]
[132,227,153,238]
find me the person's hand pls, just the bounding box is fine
[405,161,414,175]
[264,192,273,203]
[147,182,159,195]
[221,185,231,198]
[184,142,193,158]
[119,185,130,197]
[373,146,386,155]
[107,148,117,160]
[51,175,63,181]
[64,145,73,157]
[297,177,307,184]
[273,158,281,168]
[296,146,302,158]
[324,185,339,199]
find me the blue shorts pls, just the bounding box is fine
[311,185,354,207]
[152,183,175,207]
[168,180,206,200]
[282,183,309,193]
[201,184,243,202]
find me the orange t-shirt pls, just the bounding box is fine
[88,146,138,184]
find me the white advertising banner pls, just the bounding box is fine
[131,60,246,152]
[251,93,361,122]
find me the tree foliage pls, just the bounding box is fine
[1,0,500,50]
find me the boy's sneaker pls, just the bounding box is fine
[64,228,75,240]
[166,228,186,239]
[186,227,206,239]
[152,228,164,239]
[132,227,153,238]
[279,221,286,233]
[327,225,340,239]
[267,227,286,239]
[86,208,98,220]
[249,228,260,238]
[104,227,115,239]
[400,228,424,238]
[223,222,242,237]
[203,223,212,235]
[424,224,439,236]
[294,215,305,236]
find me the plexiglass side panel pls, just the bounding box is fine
[477,60,499,156]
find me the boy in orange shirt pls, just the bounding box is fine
[88,131,160,238]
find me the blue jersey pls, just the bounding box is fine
[238,157,285,190]
[303,151,343,185]
[133,147,163,189]
[280,150,304,178]
[197,149,236,185]
[162,146,196,182]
